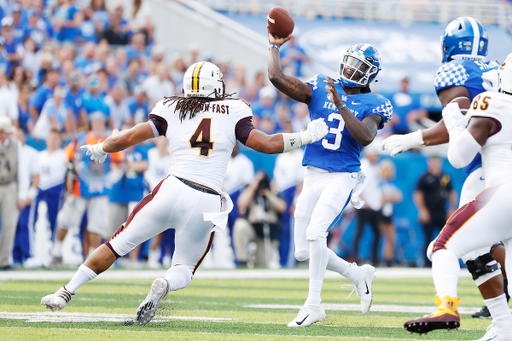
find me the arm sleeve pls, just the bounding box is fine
[148,114,168,137]
[235,117,255,145]
[447,129,482,169]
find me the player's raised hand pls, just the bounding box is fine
[324,76,344,109]
[306,118,329,143]
[80,140,107,163]
[267,26,291,47]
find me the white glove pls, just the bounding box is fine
[381,130,424,157]
[442,102,469,133]
[305,118,329,143]
[80,140,107,164]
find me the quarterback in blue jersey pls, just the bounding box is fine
[268,29,392,327]
[381,17,509,337]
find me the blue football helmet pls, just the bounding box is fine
[338,43,381,88]
[441,17,488,63]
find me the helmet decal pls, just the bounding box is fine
[441,17,488,63]
[192,61,205,94]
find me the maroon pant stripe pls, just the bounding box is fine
[193,231,215,275]
[105,176,168,249]
[432,186,499,253]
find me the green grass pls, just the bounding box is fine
[0,274,493,340]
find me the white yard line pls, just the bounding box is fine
[0,311,232,323]
[245,303,489,315]
[0,268,471,281]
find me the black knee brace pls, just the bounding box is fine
[466,253,500,281]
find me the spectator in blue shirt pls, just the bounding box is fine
[386,77,428,135]
[24,8,50,50]
[125,84,149,124]
[280,35,310,78]
[251,86,276,129]
[11,4,25,43]
[1,17,24,73]
[81,73,113,129]
[74,41,101,75]
[81,0,109,42]
[125,31,149,66]
[64,70,87,131]
[17,82,31,134]
[33,84,73,140]
[52,0,83,43]
[122,57,143,95]
[29,68,60,120]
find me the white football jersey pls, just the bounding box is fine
[469,91,512,187]
[150,98,253,193]
[38,149,67,191]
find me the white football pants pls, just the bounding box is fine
[108,175,221,273]
[294,167,357,258]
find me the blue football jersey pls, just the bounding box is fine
[302,74,392,173]
[434,59,499,176]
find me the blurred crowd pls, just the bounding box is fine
[0,0,458,270]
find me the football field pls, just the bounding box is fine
[0,268,495,340]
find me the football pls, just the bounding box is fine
[267,7,294,39]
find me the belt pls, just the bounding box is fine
[175,176,219,195]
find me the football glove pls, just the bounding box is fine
[381,130,424,157]
[442,102,469,133]
[306,118,329,143]
[80,140,107,164]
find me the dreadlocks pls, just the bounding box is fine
[163,93,235,122]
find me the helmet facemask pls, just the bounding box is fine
[338,47,380,88]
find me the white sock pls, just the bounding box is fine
[326,248,362,284]
[165,265,193,291]
[432,249,459,299]
[65,264,97,293]
[305,239,329,307]
[485,293,512,325]
[53,240,63,257]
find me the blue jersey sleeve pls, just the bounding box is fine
[367,96,393,129]
[434,62,470,94]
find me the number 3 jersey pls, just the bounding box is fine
[303,74,393,172]
[434,59,499,176]
[149,98,253,193]
[468,91,512,188]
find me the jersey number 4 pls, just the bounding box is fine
[190,118,214,157]
[322,113,345,150]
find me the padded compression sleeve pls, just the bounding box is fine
[447,129,482,169]
[235,117,254,145]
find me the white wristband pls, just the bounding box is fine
[404,130,424,149]
[282,131,310,153]
[97,142,106,155]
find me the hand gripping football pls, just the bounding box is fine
[267,7,294,39]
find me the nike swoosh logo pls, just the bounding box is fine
[351,101,361,105]
[480,177,485,181]
[365,282,370,295]
[296,314,310,326]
